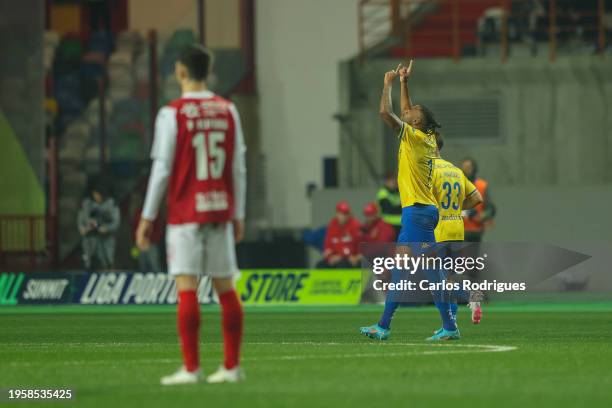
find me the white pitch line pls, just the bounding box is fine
[257,342,517,360]
[4,342,516,367]
[0,341,515,348]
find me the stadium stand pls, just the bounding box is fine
[40,25,251,266]
[391,0,500,57]
[48,29,148,258]
[360,0,612,60]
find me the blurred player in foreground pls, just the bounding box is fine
[427,134,483,341]
[136,45,247,385]
[360,61,441,340]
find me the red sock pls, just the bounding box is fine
[219,290,243,369]
[177,290,200,372]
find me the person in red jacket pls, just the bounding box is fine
[317,201,362,268]
[361,202,397,244]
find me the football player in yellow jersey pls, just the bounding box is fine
[432,139,482,244]
[360,61,443,341]
[425,134,484,340]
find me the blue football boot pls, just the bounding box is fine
[359,324,390,340]
[426,328,460,341]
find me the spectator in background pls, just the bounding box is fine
[477,7,504,53]
[361,202,396,244]
[461,158,496,243]
[377,172,402,236]
[77,178,120,270]
[317,201,362,268]
[528,0,547,45]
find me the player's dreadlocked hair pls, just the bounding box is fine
[434,130,444,151]
[420,105,441,135]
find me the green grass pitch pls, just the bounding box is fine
[1,303,611,408]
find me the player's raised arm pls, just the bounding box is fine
[379,65,403,132]
[399,60,413,115]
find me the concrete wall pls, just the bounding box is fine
[204,0,240,48]
[128,0,241,48]
[129,0,197,36]
[256,0,359,227]
[342,56,612,189]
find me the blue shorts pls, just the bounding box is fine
[388,204,440,303]
[397,204,439,245]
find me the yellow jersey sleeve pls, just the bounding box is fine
[464,176,477,199]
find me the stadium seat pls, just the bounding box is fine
[162,74,180,101]
[88,30,114,56]
[116,31,143,59]
[110,98,142,124]
[44,31,60,48]
[54,35,83,75]
[85,98,113,126]
[109,50,133,69]
[44,31,60,73]
[54,73,85,117]
[134,52,150,82]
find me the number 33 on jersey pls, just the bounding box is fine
[432,157,476,242]
[150,91,247,225]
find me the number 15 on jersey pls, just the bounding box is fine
[192,131,226,181]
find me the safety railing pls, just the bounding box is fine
[0,215,57,269]
[358,0,609,62]
[359,0,417,59]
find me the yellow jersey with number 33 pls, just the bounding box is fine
[397,123,438,208]
[432,158,477,242]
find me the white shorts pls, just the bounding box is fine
[166,222,238,278]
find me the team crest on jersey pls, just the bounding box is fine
[180,102,201,118]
